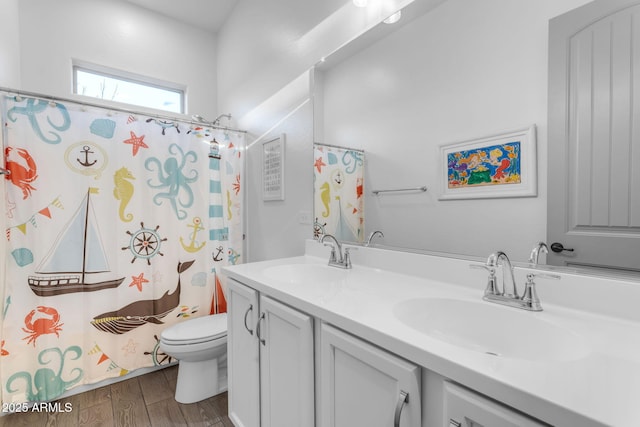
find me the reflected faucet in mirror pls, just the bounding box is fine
[528,242,549,265]
[365,230,384,247]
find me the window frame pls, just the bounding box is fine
[72,61,186,114]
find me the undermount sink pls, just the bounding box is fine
[263,263,349,284]
[393,298,590,362]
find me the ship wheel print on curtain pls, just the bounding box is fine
[122,222,167,265]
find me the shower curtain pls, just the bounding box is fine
[313,144,364,242]
[0,94,243,404]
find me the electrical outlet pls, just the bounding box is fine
[298,210,313,225]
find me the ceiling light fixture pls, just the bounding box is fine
[383,10,402,24]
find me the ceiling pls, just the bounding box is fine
[123,0,237,33]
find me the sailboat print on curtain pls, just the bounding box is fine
[28,187,125,296]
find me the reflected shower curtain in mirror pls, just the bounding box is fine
[313,144,364,242]
[0,94,243,404]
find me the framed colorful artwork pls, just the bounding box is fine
[438,125,537,200]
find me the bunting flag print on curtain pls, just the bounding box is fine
[0,94,243,404]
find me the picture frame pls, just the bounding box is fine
[262,134,285,201]
[438,125,537,200]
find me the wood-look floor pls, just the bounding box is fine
[0,365,233,427]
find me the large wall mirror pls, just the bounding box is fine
[312,0,640,277]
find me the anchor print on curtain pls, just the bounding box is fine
[0,94,243,404]
[313,144,364,242]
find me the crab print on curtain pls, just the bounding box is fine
[0,94,243,404]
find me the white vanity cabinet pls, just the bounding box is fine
[319,323,421,427]
[227,279,314,427]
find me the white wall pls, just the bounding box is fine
[14,0,217,120]
[239,72,315,261]
[0,0,21,88]
[217,0,426,119]
[318,0,593,261]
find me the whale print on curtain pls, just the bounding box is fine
[313,144,364,242]
[0,94,243,404]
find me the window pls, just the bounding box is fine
[73,64,185,114]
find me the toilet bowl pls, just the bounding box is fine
[159,313,227,404]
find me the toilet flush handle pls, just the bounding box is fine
[243,304,254,335]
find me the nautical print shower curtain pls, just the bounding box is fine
[313,144,364,242]
[0,94,243,404]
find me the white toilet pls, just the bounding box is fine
[159,313,228,404]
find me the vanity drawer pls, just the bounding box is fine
[444,382,548,427]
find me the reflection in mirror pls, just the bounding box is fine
[311,0,640,280]
[313,0,551,263]
[547,0,640,275]
[313,143,365,243]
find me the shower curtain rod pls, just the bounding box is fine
[313,142,364,153]
[0,86,247,134]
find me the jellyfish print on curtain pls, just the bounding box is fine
[0,94,243,405]
[313,144,364,242]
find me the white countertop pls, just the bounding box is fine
[222,240,640,427]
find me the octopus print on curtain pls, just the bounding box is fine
[313,144,364,242]
[0,94,243,404]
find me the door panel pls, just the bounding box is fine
[227,280,260,427]
[259,295,314,427]
[320,323,420,427]
[548,0,640,272]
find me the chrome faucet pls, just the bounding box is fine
[528,241,549,265]
[489,251,518,298]
[320,234,352,269]
[365,230,384,247]
[470,250,560,311]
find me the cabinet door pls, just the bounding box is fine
[320,323,421,427]
[259,295,315,427]
[444,382,547,427]
[227,279,260,427]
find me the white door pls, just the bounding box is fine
[259,295,314,427]
[320,323,421,427]
[227,279,260,427]
[548,0,640,272]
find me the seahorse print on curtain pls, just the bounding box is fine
[313,144,364,242]
[0,94,243,405]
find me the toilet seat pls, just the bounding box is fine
[161,313,227,345]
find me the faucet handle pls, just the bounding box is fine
[343,247,355,268]
[469,264,499,296]
[526,272,561,282]
[323,243,338,263]
[521,272,561,311]
[469,264,493,272]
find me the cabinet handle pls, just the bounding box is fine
[243,304,254,335]
[448,420,462,427]
[393,390,409,427]
[255,312,266,346]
